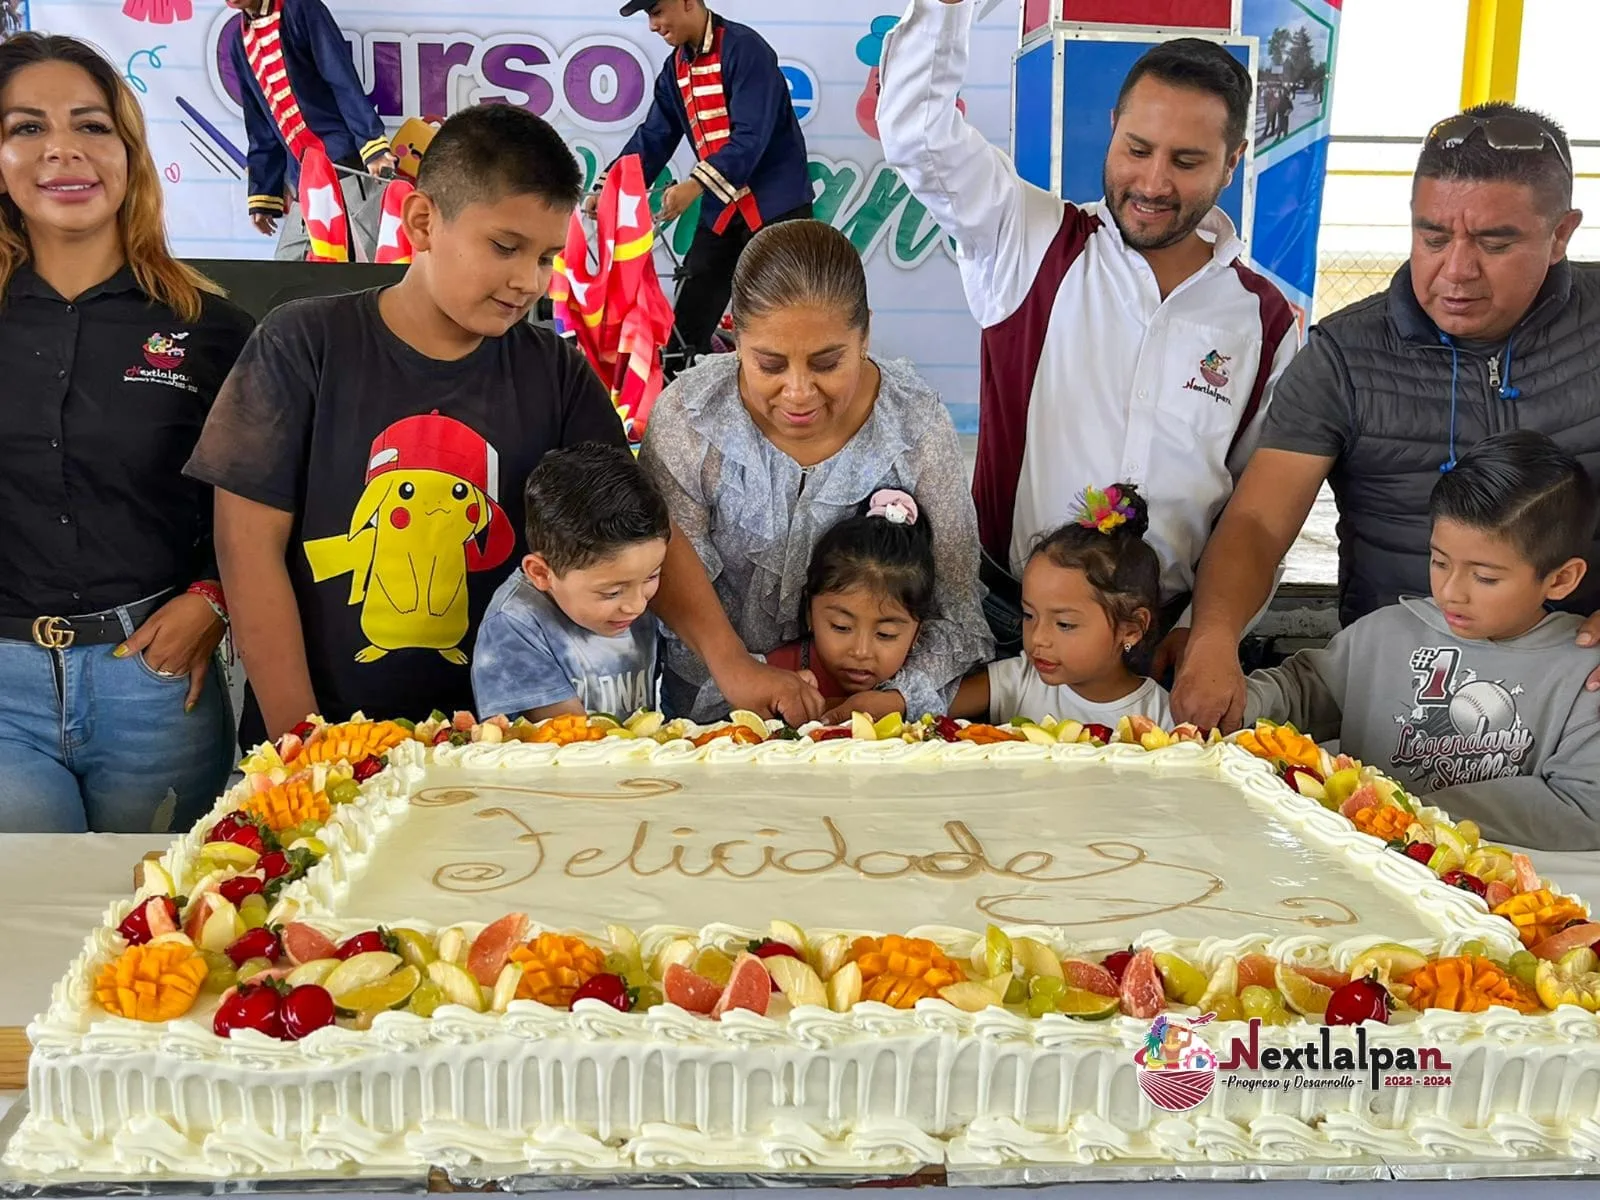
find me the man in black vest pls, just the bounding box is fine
[1173,103,1600,731]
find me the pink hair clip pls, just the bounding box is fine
[867,489,918,526]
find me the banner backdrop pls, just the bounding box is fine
[19,0,1033,433]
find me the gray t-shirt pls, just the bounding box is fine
[471,570,660,719]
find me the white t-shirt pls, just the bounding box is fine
[986,656,1173,728]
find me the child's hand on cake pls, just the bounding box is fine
[821,689,906,727]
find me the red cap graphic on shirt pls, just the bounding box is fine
[364,411,514,571]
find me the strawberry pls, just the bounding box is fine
[214,981,286,1039]
[225,927,282,967]
[279,984,336,1040]
[217,875,265,906]
[290,721,317,741]
[336,929,396,959]
[749,938,803,992]
[1325,974,1391,1026]
[207,817,265,854]
[570,972,634,1012]
[432,728,453,746]
[1440,870,1487,897]
[1402,841,1435,865]
[351,755,386,783]
[258,851,293,881]
[116,896,178,946]
[1083,723,1115,745]
[1101,947,1136,983]
[932,715,962,743]
[812,727,852,741]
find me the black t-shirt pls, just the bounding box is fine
[185,289,627,733]
[0,267,254,616]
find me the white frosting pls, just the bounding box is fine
[8,732,1596,1179]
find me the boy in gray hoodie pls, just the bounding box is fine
[1244,431,1600,851]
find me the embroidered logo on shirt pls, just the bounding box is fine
[303,411,514,668]
[1181,349,1233,406]
[123,331,197,392]
[1391,646,1534,788]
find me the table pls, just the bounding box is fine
[3,836,1600,1196]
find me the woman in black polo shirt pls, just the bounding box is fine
[0,35,254,832]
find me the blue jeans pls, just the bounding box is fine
[0,605,235,833]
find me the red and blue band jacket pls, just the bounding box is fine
[620,13,810,234]
[229,0,390,215]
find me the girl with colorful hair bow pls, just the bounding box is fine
[952,482,1173,728]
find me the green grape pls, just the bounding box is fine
[1003,977,1028,1005]
[406,980,445,1018]
[1025,991,1056,1018]
[240,906,268,931]
[1239,986,1279,1020]
[235,956,273,983]
[1260,1005,1294,1027]
[1028,975,1065,1001]
[1509,950,1539,987]
[202,962,237,995]
[326,779,361,806]
[635,984,664,1011]
[602,952,632,977]
[1459,939,1490,959]
[239,894,268,917]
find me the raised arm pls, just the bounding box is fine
[877,0,1067,327]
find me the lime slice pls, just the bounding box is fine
[1275,963,1333,1017]
[1432,822,1470,862]
[199,842,260,870]
[1426,844,1466,874]
[984,925,1013,978]
[390,928,437,968]
[588,714,621,731]
[322,951,403,998]
[1347,943,1428,983]
[1056,987,1120,1020]
[872,712,904,740]
[426,960,487,1012]
[850,711,876,741]
[286,958,339,988]
[693,946,734,987]
[335,964,420,1013]
[729,710,771,739]
[1154,952,1207,1007]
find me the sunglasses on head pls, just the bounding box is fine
[1426,113,1573,177]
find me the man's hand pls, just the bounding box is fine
[115,592,225,713]
[1169,629,1248,733]
[251,212,277,236]
[659,179,703,223]
[714,656,825,727]
[367,151,398,178]
[1580,611,1600,691]
[1149,626,1191,683]
[821,689,906,727]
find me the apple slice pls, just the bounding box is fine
[827,961,863,1012]
[490,962,524,1013]
[323,951,402,998]
[765,955,827,1009]
[768,919,807,953]
[434,927,467,966]
[810,934,850,981]
[426,960,487,1013]
[940,981,1004,1012]
[1012,936,1064,981]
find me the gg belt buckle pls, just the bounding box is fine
[31,615,75,650]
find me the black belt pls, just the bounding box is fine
[0,592,171,650]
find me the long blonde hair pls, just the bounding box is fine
[0,33,221,320]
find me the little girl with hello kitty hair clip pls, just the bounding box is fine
[761,489,937,707]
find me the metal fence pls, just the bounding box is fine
[1312,249,1404,322]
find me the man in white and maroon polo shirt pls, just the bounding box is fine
[878,0,1298,661]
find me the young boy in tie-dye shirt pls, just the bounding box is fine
[472,443,668,720]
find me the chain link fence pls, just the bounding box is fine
[1312,249,1405,322]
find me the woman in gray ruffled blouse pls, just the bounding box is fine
[641,220,993,723]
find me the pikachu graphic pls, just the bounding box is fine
[304,412,514,664]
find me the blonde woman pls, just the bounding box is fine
[0,34,253,832]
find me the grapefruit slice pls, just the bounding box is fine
[283,923,338,966]
[467,913,529,987]
[1484,881,1514,910]
[711,953,771,1019]
[1340,784,1379,820]
[1119,948,1165,1019]
[663,963,721,1015]
[1237,953,1277,991]
[1062,958,1119,998]
[1512,853,1542,894]
[1530,922,1600,961]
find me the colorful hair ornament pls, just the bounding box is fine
[1074,485,1138,535]
[868,489,918,526]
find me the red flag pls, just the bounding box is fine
[298,145,349,263]
[373,178,414,264]
[552,155,674,441]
